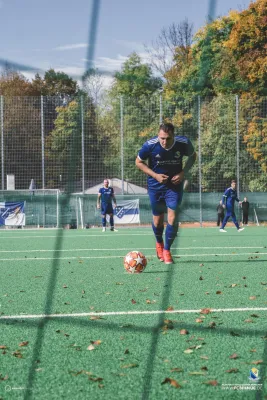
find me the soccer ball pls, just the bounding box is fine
[124,251,147,274]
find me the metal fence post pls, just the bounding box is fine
[0,96,4,190]
[236,95,240,197]
[198,96,203,227]
[41,95,45,189]
[120,96,124,195]
[81,95,85,194]
[159,93,163,124]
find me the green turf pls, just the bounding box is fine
[0,227,266,399]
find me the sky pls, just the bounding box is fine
[0,0,252,86]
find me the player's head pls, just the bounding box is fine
[244,197,247,201]
[103,179,109,188]
[231,180,236,189]
[158,123,175,149]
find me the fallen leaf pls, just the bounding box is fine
[229,353,239,359]
[131,299,136,304]
[199,264,204,267]
[0,346,7,349]
[166,306,174,311]
[124,349,130,354]
[184,349,194,354]
[216,291,222,295]
[203,380,218,386]
[116,282,124,285]
[250,349,257,353]
[180,329,189,335]
[250,314,259,318]
[121,364,139,369]
[189,371,206,376]
[249,296,256,300]
[88,377,103,382]
[230,331,240,337]
[161,378,181,388]
[200,356,209,360]
[251,360,263,365]
[19,341,29,347]
[209,322,216,328]
[230,284,237,287]
[91,340,101,346]
[90,316,104,320]
[200,308,211,315]
[195,318,203,323]
[63,284,68,288]
[171,368,183,373]
[199,276,204,280]
[260,282,267,285]
[82,290,85,294]
[87,345,95,351]
[201,366,208,371]
[12,351,23,358]
[0,374,8,381]
[244,319,254,323]
[226,368,239,373]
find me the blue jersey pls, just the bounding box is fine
[138,135,194,191]
[222,187,239,210]
[99,187,114,204]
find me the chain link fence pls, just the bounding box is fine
[0,95,266,226]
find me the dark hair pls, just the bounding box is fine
[159,123,174,135]
[231,180,236,184]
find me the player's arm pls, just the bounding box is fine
[97,193,101,209]
[222,189,229,207]
[111,189,117,208]
[171,139,196,185]
[136,143,169,184]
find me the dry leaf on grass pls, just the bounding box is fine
[19,341,29,347]
[121,363,139,369]
[87,345,95,351]
[229,353,239,359]
[251,360,263,365]
[203,380,218,386]
[131,299,136,304]
[180,329,189,335]
[225,368,239,373]
[161,378,181,388]
[200,308,211,314]
[171,368,183,373]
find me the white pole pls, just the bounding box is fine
[56,190,59,228]
[254,208,259,226]
[79,197,84,229]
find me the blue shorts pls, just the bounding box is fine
[101,203,114,215]
[148,187,183,216]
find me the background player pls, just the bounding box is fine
[136,123,196,264]
[97,179,117,232]
[220,180,244,232]
[241,196,250,226]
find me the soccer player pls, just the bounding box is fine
[97,179,117,232]
[136,123,196,264]
[219,180,244,232]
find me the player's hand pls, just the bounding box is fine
[223,204,226,209]
[171,171,184,185]
[239,201,242,205]
[97,204,100,209]
[155,174,169,184]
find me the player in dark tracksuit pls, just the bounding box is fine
[241,197,249,225]
[219,180,244,232]
[97,179,117,232]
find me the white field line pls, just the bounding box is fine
[1,307,267,320]
[0,252,267,261]
[0,233,153,239]
[0,246,264,254]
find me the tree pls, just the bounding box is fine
[83,68,106,105]
[145,19,194,79]
[111,53,162,97]
[32,69,79,97]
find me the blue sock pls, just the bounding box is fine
[102,217,106,227]
[164,223,177,250]
[110,216,114,227]
[152,223,164,243]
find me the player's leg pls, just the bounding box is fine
[220,211,230,231]
[101,212,106,232]
[231,211,244,231]
[217,214,220,226]
[163,189,183,264]
[148,190,165,261]
[108,205,117,231]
